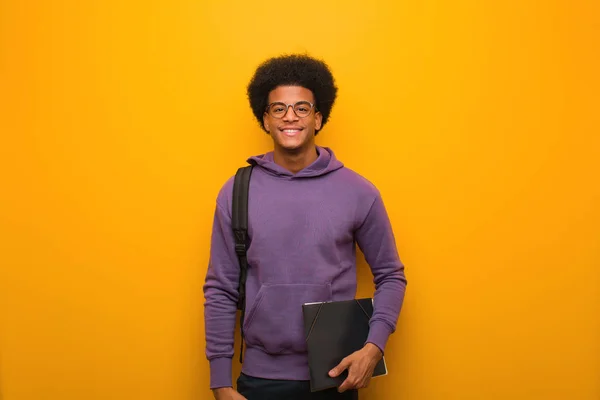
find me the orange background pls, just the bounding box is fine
[1,0,599,399]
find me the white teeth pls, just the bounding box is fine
[284,129,299,133]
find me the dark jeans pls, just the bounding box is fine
[237,373,359,400]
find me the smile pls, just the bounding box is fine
[280,128,303,136]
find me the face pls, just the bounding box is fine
[263,86,323,153]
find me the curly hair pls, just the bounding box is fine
[246,54,338,135]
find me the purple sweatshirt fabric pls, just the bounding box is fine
[203,146,407,389]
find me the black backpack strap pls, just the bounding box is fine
[232,165,253,363]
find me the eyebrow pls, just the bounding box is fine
[268,100,312,104]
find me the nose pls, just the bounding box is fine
[282,105,299,122]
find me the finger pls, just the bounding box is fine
[357,369,372,389]
[329,357,350,377]
[338,368,361,393]
[337,377,353,393]
[357,377,370,389]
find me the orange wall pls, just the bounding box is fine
[1,1,599,399]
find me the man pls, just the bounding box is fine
[203,54,407,400]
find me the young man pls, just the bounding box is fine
[203,54,407,400]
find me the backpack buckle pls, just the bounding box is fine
[235,243,246,256]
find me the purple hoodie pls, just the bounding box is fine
[203,146,407,389]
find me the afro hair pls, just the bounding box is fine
[246,54,338,135]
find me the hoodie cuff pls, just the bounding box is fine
[209,357,233,389]
[366,321,393,355]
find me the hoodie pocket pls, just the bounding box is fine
[243,283,332,354]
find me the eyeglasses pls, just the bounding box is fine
[265,101,316,119]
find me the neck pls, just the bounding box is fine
[273,144,319,174]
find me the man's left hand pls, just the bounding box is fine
[328,343,383,393]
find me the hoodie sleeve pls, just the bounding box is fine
[355,193,407,354]
[203,196,240,389]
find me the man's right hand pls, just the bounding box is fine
[212,387,247,400]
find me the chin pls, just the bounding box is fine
[279,144,304,153]
[272,130,315,152]
[276,139,306,151]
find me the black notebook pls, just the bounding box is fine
[302,298,388,392]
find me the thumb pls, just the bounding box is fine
[329,358,350,377]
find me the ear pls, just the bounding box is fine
[315,111,323,131]
[263,112,270,133]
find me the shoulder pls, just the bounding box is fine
[333,166,381,198]
[215,175,235,214]
[330,167,385,227]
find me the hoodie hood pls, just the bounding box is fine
[247,146,344,178]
